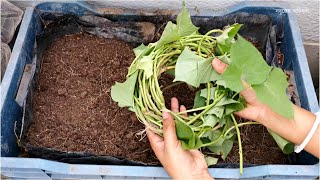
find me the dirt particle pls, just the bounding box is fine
[57,88,67,96]
[125,132,134,139]
[130,113,138,122]
[80,91,88,98]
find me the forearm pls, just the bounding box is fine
[259,105,319,157]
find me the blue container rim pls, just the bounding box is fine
[1,157,319,179]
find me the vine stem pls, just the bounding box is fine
[200,118,228,147]
[162,81,184,91]
[224,121,260,137]
[187,93,225,125]
[206,82,211,106]
[231,114,243,175]
[198,29,223,55]
[177,102,212,115]
[232,92,240,99]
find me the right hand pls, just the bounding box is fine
[211,58,270,123]
[212,58,320,158]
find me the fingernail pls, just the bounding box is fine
[163,112,169,120]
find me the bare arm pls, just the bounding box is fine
[259,105,319,157]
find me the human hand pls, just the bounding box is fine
[147,97,214,180]
[211,58,270,124]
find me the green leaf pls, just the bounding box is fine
[219,116,228,126]
[206,106,224,119]
[156,21,180,48]
[252,68,293,119]
[174,47,200,87]
[193,91,206,108]
[137,55,153,79]
[175,119,194,141]
[203,129,222,142]
[225,97,246,115]
[181,134,200,149]
[199,115,219,128]
[205,156,218,166]
[198,58,220,84]
[222,35,272,92]
[111,71,138,108]
[216,79,227,87]
[208,138,234,160]
[217,24,242,54]
[216,26,234,45]
[165,69,175,76]
[215,97,239,107]
[194,135,203,149]
[174,47,219,87]
[217,54,231,64]
[133,44,147,57]
[268,129,294,154]
[177,5,199,36]
[129,46,154,75]
[200,87,216,100]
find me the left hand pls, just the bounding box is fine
[146,97,214,180]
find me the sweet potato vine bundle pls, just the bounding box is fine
[111,5,294,174]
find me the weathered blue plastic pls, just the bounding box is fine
[1,1,319,179]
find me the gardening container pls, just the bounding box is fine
[1,1,319,179]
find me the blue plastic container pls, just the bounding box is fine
[1,1,319,179]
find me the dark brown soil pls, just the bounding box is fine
[27,33,158,164]
[159,73,196,110]
[27,32,288,166]
[226,120,289,164]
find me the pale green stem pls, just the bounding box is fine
[187,93,225,125]
[232,92,240,99]
[206,82,211,106]
[160,66,175,74]
[224,122,260,137]
[162,81,184,92]
[177,104,213,115]
[200,119,228,147]
[149,77,164,110]
[198,29,223,55]
[231,114,243,175]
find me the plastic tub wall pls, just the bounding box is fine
[1,1,319,179]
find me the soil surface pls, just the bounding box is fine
[226,120,289,164]
[27,33,158,164]
[27,32,288,165]
[159,74,196,110]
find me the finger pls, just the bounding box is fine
[162,112,179,150]
[239,85,258,104]
[180,105,187,117]
[171,97,179,113]
[146,129,164,161]
[212,58,227,74]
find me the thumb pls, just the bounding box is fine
[162,112,179,150]
[212,58,228,74]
